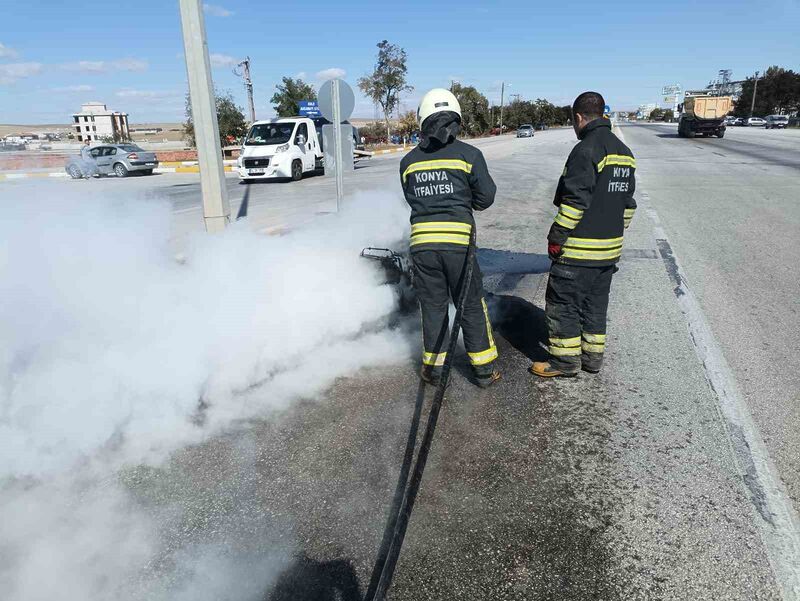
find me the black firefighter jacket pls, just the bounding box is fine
[548,118,637,267]
[400,139,496,253]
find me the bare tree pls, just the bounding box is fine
[358,40,413,140]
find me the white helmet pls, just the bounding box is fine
[417,88,462,126]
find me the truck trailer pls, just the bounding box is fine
[678,96,732,138]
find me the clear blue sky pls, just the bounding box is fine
[1,0,798,124]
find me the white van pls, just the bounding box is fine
[765,115,789,129]
[237,117,322,182]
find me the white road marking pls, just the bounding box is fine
[618,126,800,599]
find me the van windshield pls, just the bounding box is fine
[246,123,295,146]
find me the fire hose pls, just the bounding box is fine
[365,228,478,601]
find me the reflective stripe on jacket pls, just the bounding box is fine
[400,139,496,252]
[548,119,637,266]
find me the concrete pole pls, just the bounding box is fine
[239,57,256,123]
[499,82,505,133]
[178,0,230,233]
[750,71,759,118]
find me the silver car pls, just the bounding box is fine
[66,144,159,178]
[516,124,535,138]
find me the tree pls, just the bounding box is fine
[649,108,665,121]
[99,130,131,144]
[270,77,316,118]
[452,83,490,136]
[532,98,560,125]
[502,99,534,130]
[734,66,800,117]
[183,90,248,148]
[558,105,572,126]
[663,109,675,122]
[397,110,418,138]
[358,122,387,145]
[358,40,413,140]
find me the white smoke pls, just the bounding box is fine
[0,183,414,600]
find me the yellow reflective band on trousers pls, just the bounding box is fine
[582,333,606,344]
[562,236,623,261]
[582,332,606,354]
[549,336,581,356]
[402,159,473,183]
[422,351,447,366]
[467,297,498,366]
[596,154,636,172]
[468,346,499,365]
[410,221,472,248]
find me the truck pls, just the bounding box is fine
[677,96,732,138]
[237,117,368,182]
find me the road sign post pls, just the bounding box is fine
[318,78,355,212]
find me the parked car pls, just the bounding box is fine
[724,116,738,126]
[765,115,789,129]
[516,124,534,138]
[746,117,766,127]
[65,144,158,179]
[730,117,746,126]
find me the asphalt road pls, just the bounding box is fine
[4,126,799,600]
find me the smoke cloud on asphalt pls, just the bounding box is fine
[0,185,413,600]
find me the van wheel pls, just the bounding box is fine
[291,160,303,181]
[113,163,128,178]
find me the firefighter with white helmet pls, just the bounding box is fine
[399,88,500,387]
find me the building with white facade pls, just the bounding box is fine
[71,102,130,143]
[637,103,658,118]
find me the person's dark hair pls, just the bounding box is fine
[572,91,605,120]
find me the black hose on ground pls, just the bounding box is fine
[363,379,427,600]
[366,229,478,601]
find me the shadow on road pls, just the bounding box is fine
[265,554,362,601]
[488,293,549,362]
[478,248,550,276]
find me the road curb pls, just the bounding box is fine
[0,166,234,180]
[159,160,238,167]
[371,147,408,155]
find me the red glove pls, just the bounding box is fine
[548,243,563,261]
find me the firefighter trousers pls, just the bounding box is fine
[545,263,617,373]
[411,249,498,377]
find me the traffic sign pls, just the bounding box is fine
[318,78,355,123]
[604,104,611,114]
[298,100,321,117]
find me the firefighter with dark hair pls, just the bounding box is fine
[400,88,500,388]
[531,91,637,377]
